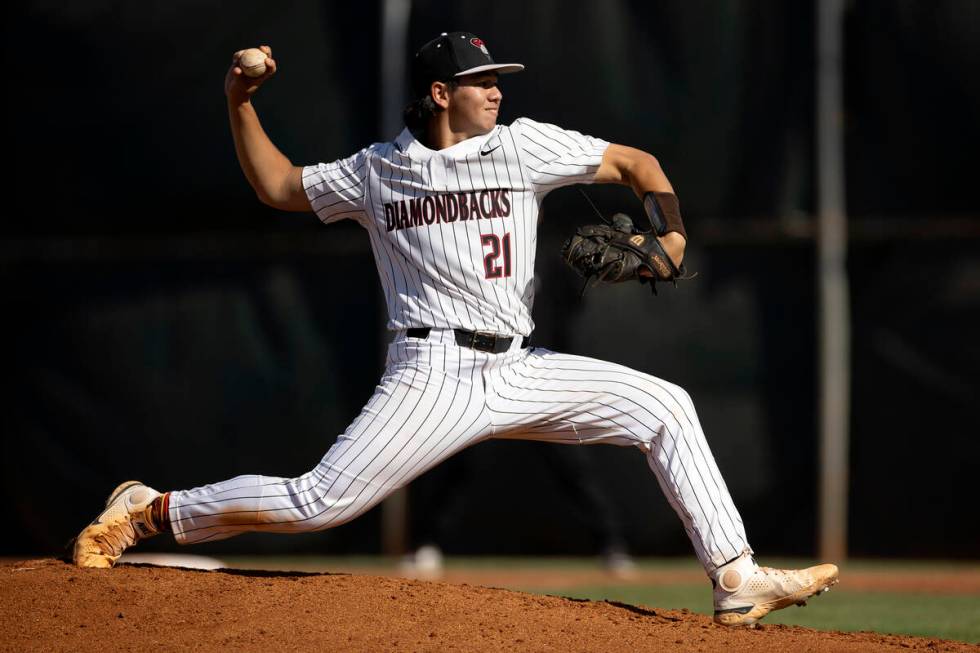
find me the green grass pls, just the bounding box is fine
[523,584,980,644]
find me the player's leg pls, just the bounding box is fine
[484,347,838,625]
[73,336,493,566]
[486,347,747,570]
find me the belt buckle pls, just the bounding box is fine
[471,330,497,352]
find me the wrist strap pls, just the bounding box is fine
[642,192,687,241]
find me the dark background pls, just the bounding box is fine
[3,0,978,559]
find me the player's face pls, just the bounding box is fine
[447,72,502,136]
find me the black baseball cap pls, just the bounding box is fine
[411,31,524,99]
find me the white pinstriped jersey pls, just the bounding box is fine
[302,118,610,336]
[168,121,754,575]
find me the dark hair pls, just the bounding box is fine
[402,79,458,132]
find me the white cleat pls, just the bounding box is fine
[73,481,162,569]
[712,552,839,626]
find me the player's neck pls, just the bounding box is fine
[421,116,490,151]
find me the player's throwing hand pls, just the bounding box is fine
[224,45,276,102]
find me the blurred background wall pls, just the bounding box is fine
[3,0,978,559]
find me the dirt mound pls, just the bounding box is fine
[1,559,972,652]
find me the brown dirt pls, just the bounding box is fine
[1,558,975,653]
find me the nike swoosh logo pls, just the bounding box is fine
[480,144,501,156]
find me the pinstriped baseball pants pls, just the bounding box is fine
[169,329,750,572]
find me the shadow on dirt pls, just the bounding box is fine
[564,596,666,619]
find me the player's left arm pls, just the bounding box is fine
[595,144,686,267]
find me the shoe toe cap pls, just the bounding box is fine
[73,539,115,568]
[808,563,840,585]
[75,554,114,569]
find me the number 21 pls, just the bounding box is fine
[481,232,512,279]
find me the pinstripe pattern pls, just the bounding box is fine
[300,118,606,336]
[170,337,749,571]
[167,118,752,574]
[484,350,748,567]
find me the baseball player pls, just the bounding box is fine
[73,32,838,626]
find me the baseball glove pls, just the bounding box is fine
[561,213,691,295]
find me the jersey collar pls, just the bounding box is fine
[394,126,501,161]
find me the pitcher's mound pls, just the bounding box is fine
[1,559,970,652]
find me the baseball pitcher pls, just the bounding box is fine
[73,32,838,626]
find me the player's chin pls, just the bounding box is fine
[483,109,499,128]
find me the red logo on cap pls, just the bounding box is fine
[470,38,490,56]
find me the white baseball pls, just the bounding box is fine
[239,48,268,78]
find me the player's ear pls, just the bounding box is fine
[431,81,451,109]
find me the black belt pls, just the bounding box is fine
[407,327,530,354]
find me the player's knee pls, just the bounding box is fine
[633,377,694,442]
[670,384,695,412]
[634,376,683,410]
[300,479,392,532]
[651,377,696,415]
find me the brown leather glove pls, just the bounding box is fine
[561,213,690,295]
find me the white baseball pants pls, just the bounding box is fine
[169,329,750,572]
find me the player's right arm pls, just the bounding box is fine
[225,46,311,213]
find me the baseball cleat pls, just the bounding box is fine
[73,481,162,568]
[712,552,839,626]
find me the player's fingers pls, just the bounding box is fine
[232,50,244,62]
[259,45,272,56]
[265,58,277,73]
